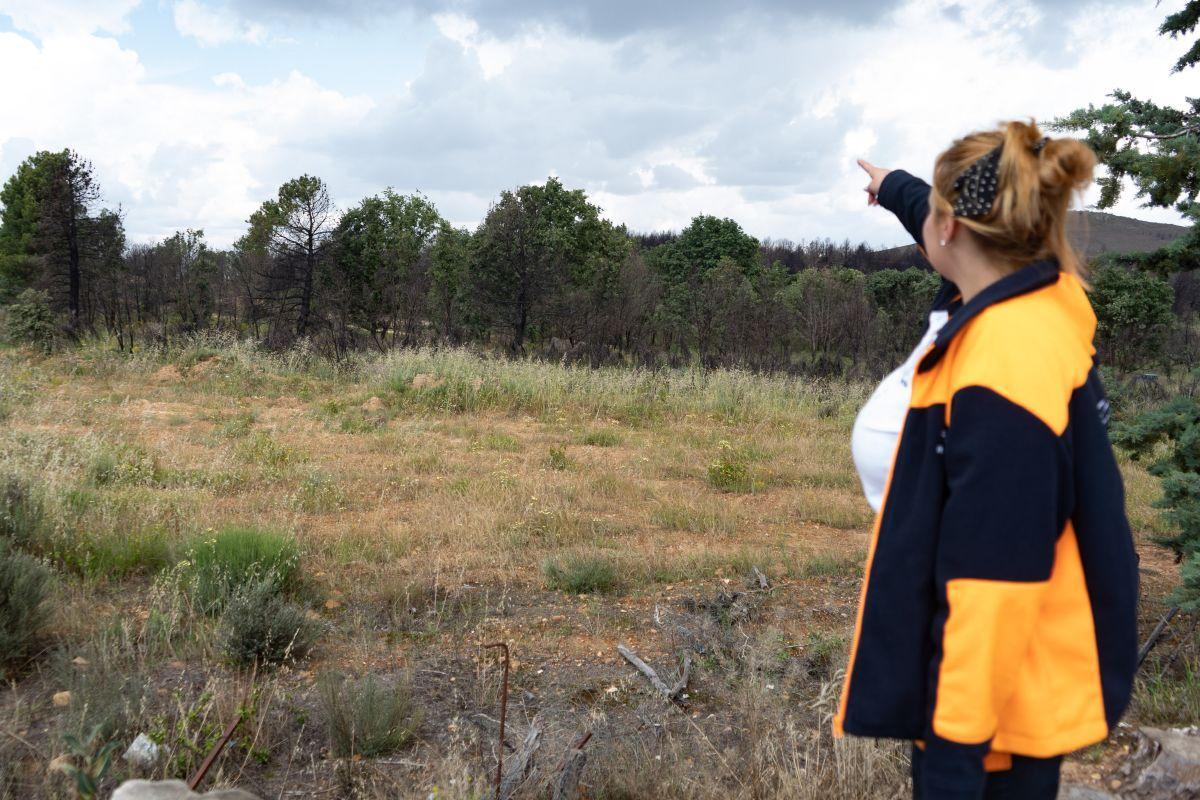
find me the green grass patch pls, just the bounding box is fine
[543,553,620,594]
[1132,658,1200,727]
[475,431,522,452]
[183,526,301,614]
[581,429,622,447]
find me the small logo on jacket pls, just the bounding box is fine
[1097,398,1111,427]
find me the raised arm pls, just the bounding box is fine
[858,159,931,248]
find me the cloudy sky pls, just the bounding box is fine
[0,0,1192,249]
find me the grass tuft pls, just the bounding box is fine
[543,552,620,594]
[318,672,420,757]
[183,526,300,614]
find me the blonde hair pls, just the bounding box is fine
[929,119,1096,280]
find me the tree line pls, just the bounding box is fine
[0,148,1189,377]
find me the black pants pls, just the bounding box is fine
[911,745,1062,800]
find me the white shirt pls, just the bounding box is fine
[851,310,950,512]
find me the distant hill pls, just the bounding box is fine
[873,210,1189,266]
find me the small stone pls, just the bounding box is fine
[48,754,72,774]
[361,396,385,413]
[71,657,89,668]
[122,733,165,768]
[324,599,342,610]
[52,691,71,707]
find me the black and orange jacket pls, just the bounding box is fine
[833,171,1139,763]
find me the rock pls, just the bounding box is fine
[47,754,72,775]
[51,691,71,707]
[122,733,165,768]
[71,656,89,667]
[361,396,385,413]
[1057,785,1117,800]
[1121,726,1200,799]
[112,780,261,800]
[411,373,444,390]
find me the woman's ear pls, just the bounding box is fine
[938,215,958,248]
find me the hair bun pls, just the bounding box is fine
[1037,136,1096,194]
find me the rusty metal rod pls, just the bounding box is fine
[187,714,243,791]
[483,642,510,800]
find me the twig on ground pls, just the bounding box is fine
[751,565,770,590]
[1138,605,1181,669]
[618,644,691,700]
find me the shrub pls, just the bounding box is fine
[4,288,55,353]
[545,445,571,471]
[217,581,319,668]
[0,474,43,550]
[184,526,300,614]
[543,553,619,594]
[1090,263,1175,371]
[318,673,420,757]
[0,541,52,676]
[707,443,753,493]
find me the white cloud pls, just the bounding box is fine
[0,0,1191,249]
[0,0,141,37]
[173,0,268,46]
[0,25,372,245]
[432,12,519,79]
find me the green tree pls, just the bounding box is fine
[1053,1,1200,274]
[864,267,942,370]
[428,223,474,343]
[0,150,112,332]
[779,267,874,376]
[329,190,443,350]
[646,215,761,355]
[1089,263,1176,370]
[471,178,629,353]
[241,175,334,340]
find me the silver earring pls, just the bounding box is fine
[939,239,947,247]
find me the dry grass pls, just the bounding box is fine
[0,336,1171,798]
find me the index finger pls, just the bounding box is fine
[857,158,876,174]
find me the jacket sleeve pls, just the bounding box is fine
[876,169,931,247]
[920,382,1072,792]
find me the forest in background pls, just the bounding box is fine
[0,150,1194,379]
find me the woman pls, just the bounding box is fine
[835,120,1139,799]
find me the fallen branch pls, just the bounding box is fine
[618,645,690,700]
[497,719,541,800]
[1138,605,1180,669]
[751,565,769,590]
